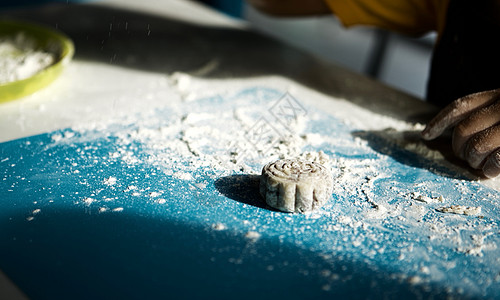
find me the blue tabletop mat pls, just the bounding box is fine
[1,87,499,299]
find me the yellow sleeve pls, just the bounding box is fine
[324,0,450,37]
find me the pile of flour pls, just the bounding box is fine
[0,32,55,84]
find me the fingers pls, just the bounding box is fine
[483,149,500,178]
[460,125,500,169]
[422,89,500,140]
[452,100,500,159]
[421,88,500,177]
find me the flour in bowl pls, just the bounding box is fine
[0,32,55,84]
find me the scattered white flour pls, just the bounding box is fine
[173,172,193,181]
[212,223,227,231]
[436,205,481,216]
[124,185,137,192]
[51,133,63,142]
[408,275,423,285]
[0,32,55,84]
[411,192,445,203]
[25,208,42,222]
[104,176,117,186]
[112,207,124,212]
[170,72,196,101]
[299,150,330,166]
[244,231,261,241]
[376,127,445,161]
[364,203,389,219]
[194,182,207,190]
[301,133,324,146]
[64,131,75,139]
[82,197,96,205]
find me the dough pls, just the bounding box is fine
[259,158,333,213]
[436,205,481,216]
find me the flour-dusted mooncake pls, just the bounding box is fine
[259,158,333,213]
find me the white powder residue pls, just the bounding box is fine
[301,133,324,146]
[173,172,193,181]
[411,192,445,203]
[25,208,42,222]
[0,32,55,84]
[82,197,96,205]
[194,182,207,190]
[170,72,196,101]
[112,207,124,212]
[336,215,353,225]
[404,142,444,161]
[408,275,423,285]
[104,176,117,186]
[51,133,63,142]
[299,150,330,166]
[244,231,261,241]
[373,127,445,162]
[124,185,137,192]
[364,203,389,219]
[405,203,428,221]
[463,233,496,256]
[212,223,227,231]
[64,131,75,139]
[182,112,214,124]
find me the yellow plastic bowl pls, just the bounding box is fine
[0,19,74,103]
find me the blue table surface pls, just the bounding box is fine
[1,87,499,299]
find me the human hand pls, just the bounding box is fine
[422,89,500,178]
